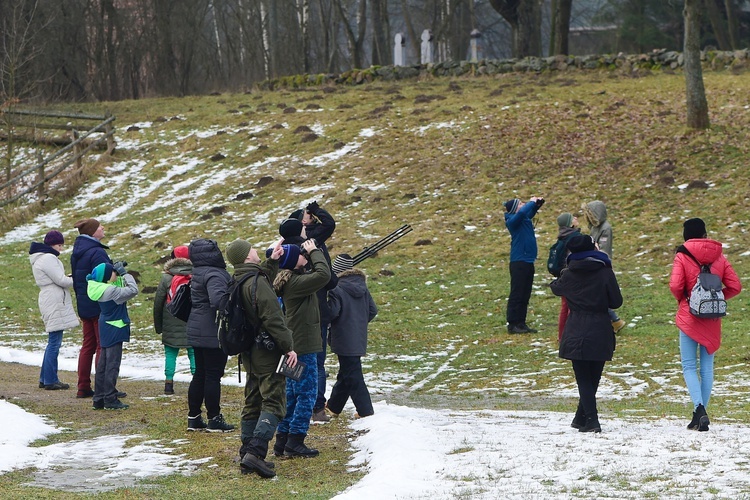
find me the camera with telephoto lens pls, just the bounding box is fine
[255,331,276,351]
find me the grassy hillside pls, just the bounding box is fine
[2,69,750,497]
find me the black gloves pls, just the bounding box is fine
[306,200,320,214]
[113,261,128,276]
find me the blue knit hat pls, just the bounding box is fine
[504,199,521,213]
[87,262,115,283]
[279,244,301,270]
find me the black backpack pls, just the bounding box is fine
[216,271,265,356]
[166,276,192,322]
[547,239,568,277]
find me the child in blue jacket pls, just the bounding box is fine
[87,262,138,410]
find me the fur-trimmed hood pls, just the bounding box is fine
[333,269,368,299]
[336,268,366,280]
[163,257,192,276]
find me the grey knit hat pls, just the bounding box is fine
[226,239,252,266]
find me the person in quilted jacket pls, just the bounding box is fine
[669,218,741,432]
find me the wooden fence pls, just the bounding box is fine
[0,109,116,207]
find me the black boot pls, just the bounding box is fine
[579,415,601,433]
[687,409,700,430]
[284,433,319,458]
[695,404,710,432]
[273,432,288,457]
[571,404,586,430]
[241,453,276,478]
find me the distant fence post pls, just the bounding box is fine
[104,110,115,154]
[72,130,82,171]
[37,152,45,199]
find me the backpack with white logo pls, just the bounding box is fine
[681,249,726,318]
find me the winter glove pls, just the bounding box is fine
[306,200,320,214]
[113,261,128,276]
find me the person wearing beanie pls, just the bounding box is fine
[550,232,623,433]
[683,218,707,241]
[548,213,581,342]
[185,238,235,432]
[582,201,625,333]
[153,245,195,396]
[285,200,339,424]
[279,218,304,241]
[226,240,298,479]
[70,218,111,398]
[331,254,354,276]
[669,219,741,432]
[326,259,378,419]
[29,230,79,390]
[272,238,331,458]
[86,261,138,410]
[504,196,544,334]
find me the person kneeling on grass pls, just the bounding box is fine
[87,262,138,410]
[325,254,378,419]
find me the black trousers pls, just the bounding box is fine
[188,347,228,419]
[571,359,606,418]
[507,261,535,326]
[326,355,373,416]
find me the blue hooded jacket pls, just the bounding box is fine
[71,235,111,318]
[504,201,540,263]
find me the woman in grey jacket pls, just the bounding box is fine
[29,230,79,390]
[326,256,378,418]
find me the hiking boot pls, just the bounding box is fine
[92,400,104,410]
[696,404,710,432]
[187,415,208,431]
[164,382,174,395]
[508,324,530,334]
[206,414,235,433]
[612,319,626,333]
[104,400,129,410]
[240,453,276,478]
[44,382,70,390]
[570,405,586,430]
[76,389,95,398]
[311,408,330,424]
[284,434,319,458]
[579,416,601,433]
[520,324,538,333]
[273,432,288,457]
[324,403,340,417]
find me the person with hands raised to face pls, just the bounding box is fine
[291,201,338,424]
[224,238,297,478]
[86,262,139,410]
[504,197,544,334]
[272,237,331,458]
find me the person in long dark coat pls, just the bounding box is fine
[550,235,623,433]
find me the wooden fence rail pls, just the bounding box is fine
[0,110,116,208]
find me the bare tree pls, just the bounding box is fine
[488,0,542,57]
[684,0,710,129]
[549,0,572,55]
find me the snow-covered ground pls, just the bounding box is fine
[3,345,750,498]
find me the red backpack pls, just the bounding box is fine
[166,274,192,322]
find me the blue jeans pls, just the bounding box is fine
[277,353,318,436]
[40,330,64,385]
[679,331,714,409]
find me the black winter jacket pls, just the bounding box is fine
[186,239,230,349]
[550,254,623,361]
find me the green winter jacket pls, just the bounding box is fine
[153,257,192,349]
[273,248,330,355]
[234,260,294,373]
